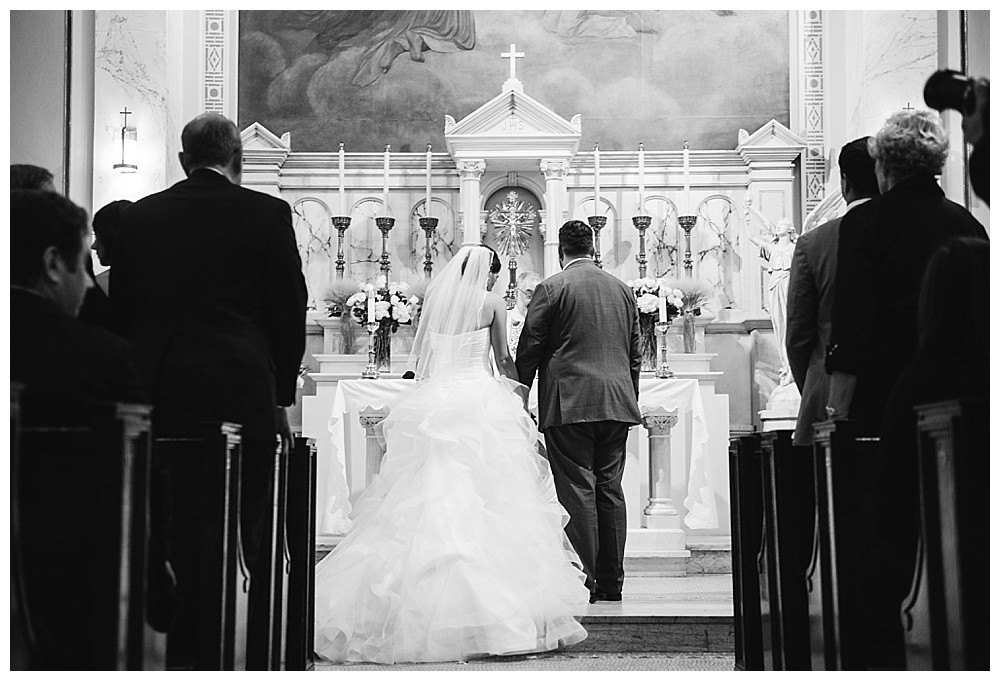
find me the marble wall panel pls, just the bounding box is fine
[93,10,182,234]
[861,10,937,134]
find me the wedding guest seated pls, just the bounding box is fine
[11,189,149,669]
[864,236,989,668]
[11,190,144,404]
[10,163,56,191]
[78,199,132,334]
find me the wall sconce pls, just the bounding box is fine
[113,107,137,173]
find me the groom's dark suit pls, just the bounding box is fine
[112,167,307,665]
[515,258,642,597]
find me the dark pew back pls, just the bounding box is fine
[285,436,318,671]
[902,398,988,670]
[728,433,764,671]
[15,393,163,670]
[758,430,814,671]
[808,419,880,670]
[155,423,248,670]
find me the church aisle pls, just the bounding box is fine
[313,575,734,670]
[314,651,734,672]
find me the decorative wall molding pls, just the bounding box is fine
[800,10,827,215]
[202,10,226,115]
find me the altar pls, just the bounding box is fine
[313,367,730,570]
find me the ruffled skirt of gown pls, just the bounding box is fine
[314,371,589,664]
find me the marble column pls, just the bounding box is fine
[457,159,486,246]
[540,159,569,276]
[358,408,388,489]
[642,407,682,531]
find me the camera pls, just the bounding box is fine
[923,69,977,114]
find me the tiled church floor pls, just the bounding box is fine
[313,575,734,671]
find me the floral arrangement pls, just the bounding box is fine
[665,278,714,316]
[346,281,414,332]
[322,279,361,319]
[403,278,429,327]
[627,277,683,321]
[627,277,683,370]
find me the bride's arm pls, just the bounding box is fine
[486,294,528,405]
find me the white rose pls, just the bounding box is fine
[374,301,391,319]
[408,295,420,305]
[636,293,659,314]
[393,303,411,323]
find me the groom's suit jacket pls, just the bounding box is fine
[785,200,869,445]
[515,258,642,431]
[112,168,307,441]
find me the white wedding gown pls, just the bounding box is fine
[314,327,589,664]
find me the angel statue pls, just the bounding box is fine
[747,215,798,389]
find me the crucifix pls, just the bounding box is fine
[501,43,524,81]
[120,107,132,127]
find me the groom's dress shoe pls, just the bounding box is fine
[592,591,622,603]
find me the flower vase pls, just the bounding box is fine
[373,322,392,372]
[682,311,697,353]
[339,314,357,355]
[639,314,658,371]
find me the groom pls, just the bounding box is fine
[515,220,643,603]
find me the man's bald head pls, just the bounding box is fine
[179,113,242,178]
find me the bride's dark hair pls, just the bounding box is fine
[462,244,502,275]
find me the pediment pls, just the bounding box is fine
[241,122,291,151]
[445,88,581,163]
[736,119,804,150]
[447,90,581,138]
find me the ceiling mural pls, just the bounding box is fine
[239,10,789,153]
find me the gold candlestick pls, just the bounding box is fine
[588,215,607,269]
[632,215,652,279]
[419,216,438,279]
[361,320,380,379]
[678,215,697,277]
[655,320,674,379]
[331,216,351,280]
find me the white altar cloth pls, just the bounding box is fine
[637,377,716,529]
[322,376,716,535]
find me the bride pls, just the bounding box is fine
[314,245,589,664]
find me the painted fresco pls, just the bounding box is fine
[239,10,789,152]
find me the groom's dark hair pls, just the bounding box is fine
[559,220,595,258]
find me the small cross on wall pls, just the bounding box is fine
[501,43,524,81]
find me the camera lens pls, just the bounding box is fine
[924,69,975,114]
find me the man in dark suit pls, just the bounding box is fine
[825,110,988,432]
[515,220,643,604]
[11,189,147,669]
[112,113,308,668]
[785,138,878,446]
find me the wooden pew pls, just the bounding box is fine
[807,419,880,670]
[16,395,163,670]
[758,430,814,670]
[285,436,318,671]
[902,398,988,670]
[155,423,249,670]
[10,383,32,671]
[255,438,291,669]
[728,433,764,671]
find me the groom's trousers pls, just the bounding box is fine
[544,420,630,595]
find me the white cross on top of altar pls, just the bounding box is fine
[501,43,524,81]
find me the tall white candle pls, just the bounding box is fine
[658,286,668,320]
[382,144,390,217]
[338,142,346,215]
[638,143,645,213]
[425,144,432,218]
[593,143,601,215]
[683,141,691,215]
[367,286,376,322]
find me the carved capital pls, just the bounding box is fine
[457,160,486,180]
[358,408,388,433]
[539,159,569,179]
[642,413,679,433]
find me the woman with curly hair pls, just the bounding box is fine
[826,108,987,431]
[825,110,988,669]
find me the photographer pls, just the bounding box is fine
[924,69,990,205]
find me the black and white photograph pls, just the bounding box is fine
[9,8,990,673]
